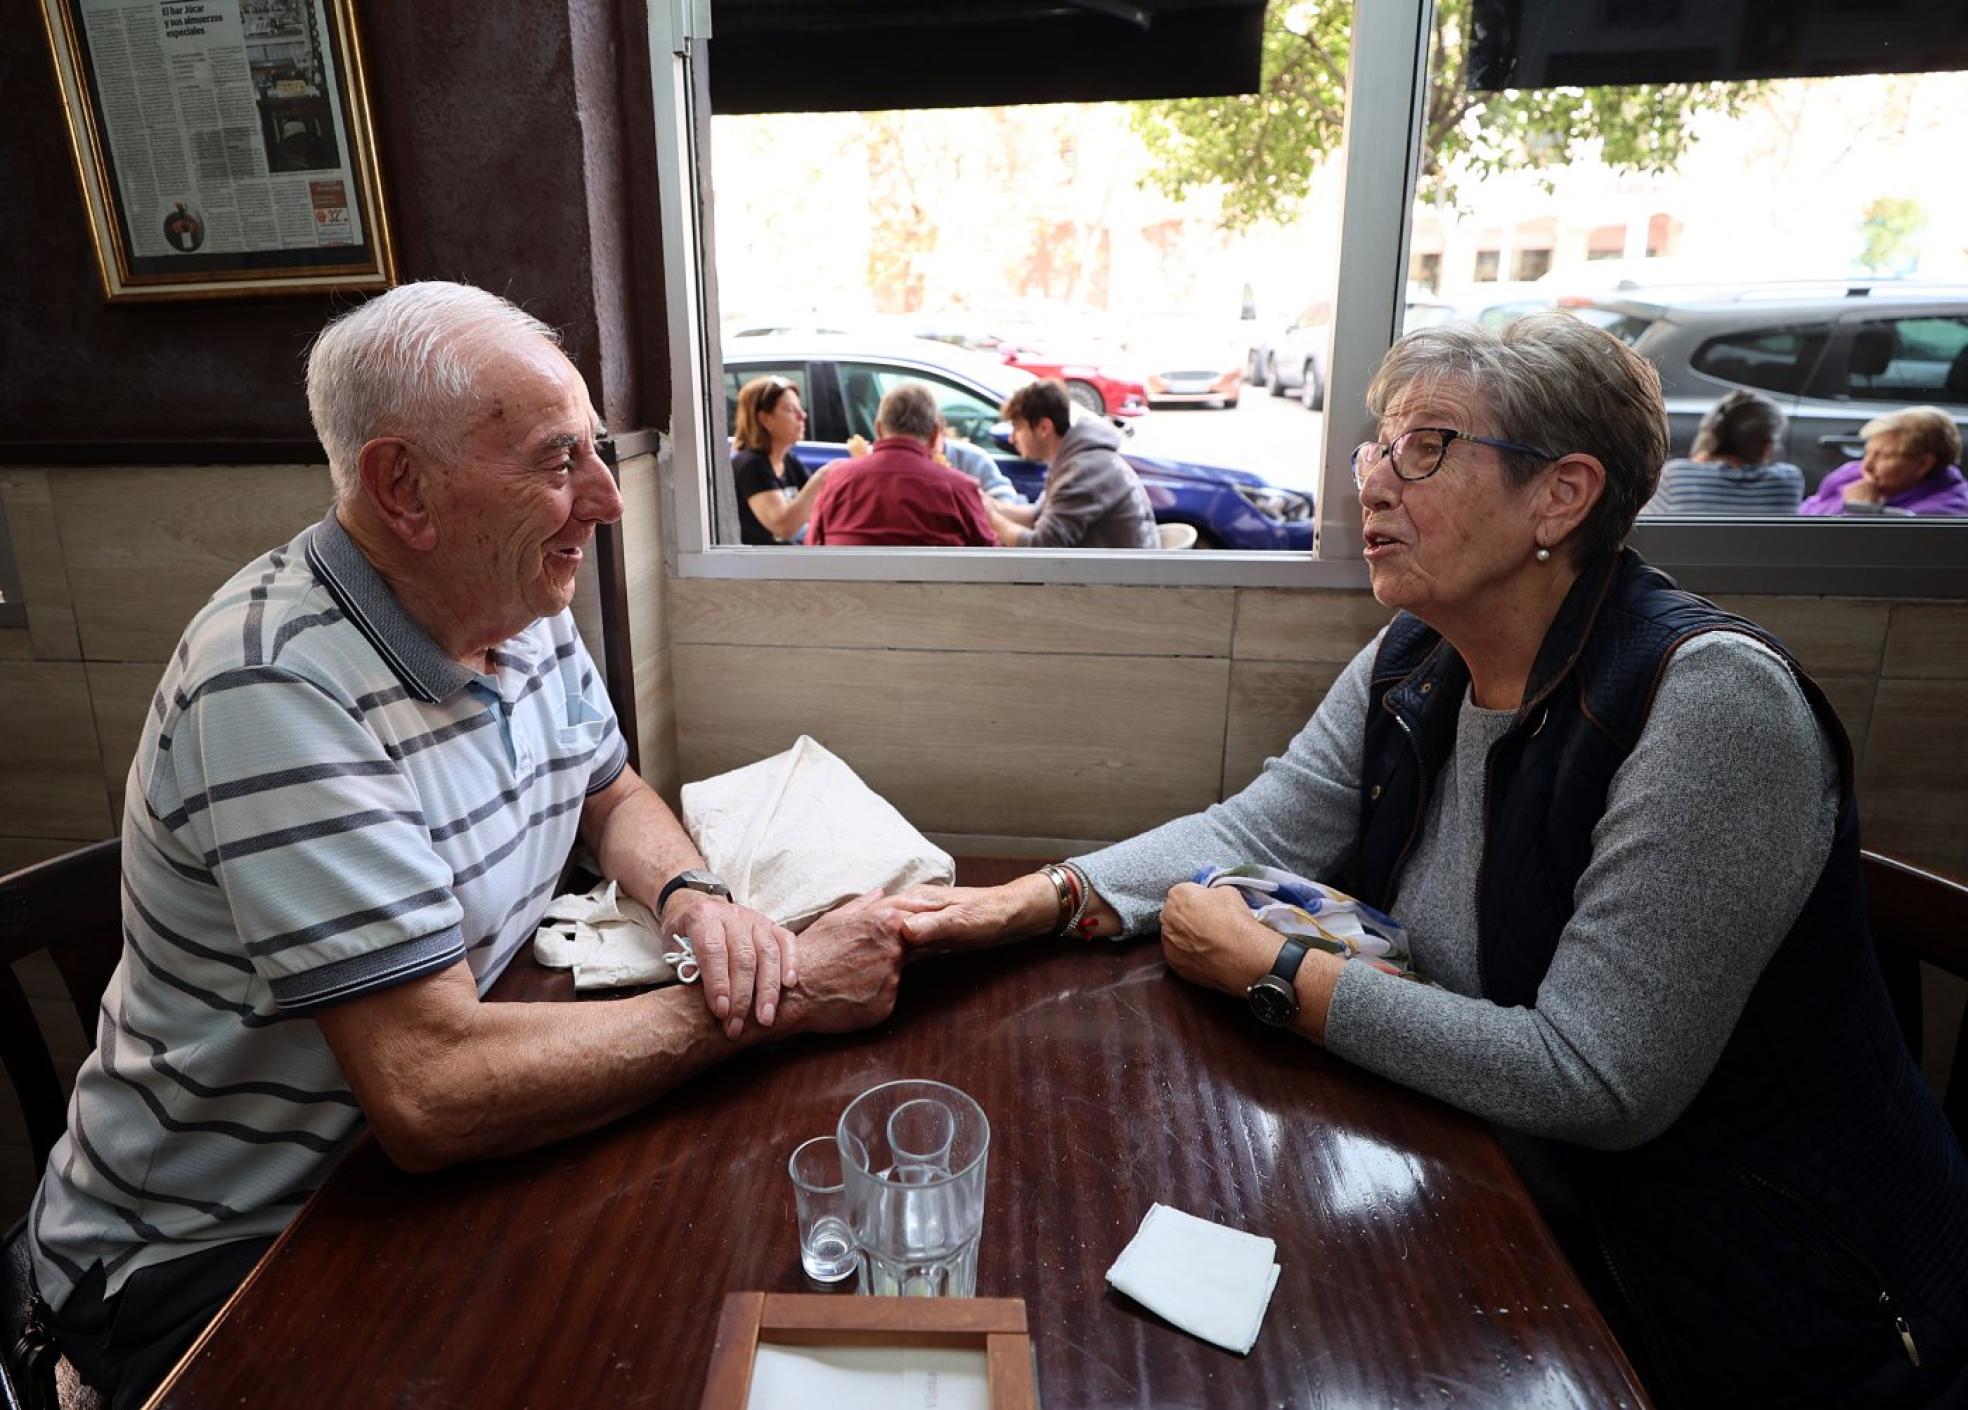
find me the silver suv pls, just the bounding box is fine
[1574,282,1968,489]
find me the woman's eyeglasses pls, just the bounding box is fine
[1350,428,1558,489]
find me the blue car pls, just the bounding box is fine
[722,335,1313,550]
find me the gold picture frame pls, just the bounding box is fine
[37,0,394,302]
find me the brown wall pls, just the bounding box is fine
[0,0,668,443]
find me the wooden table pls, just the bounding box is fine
[153,861,1649,1408]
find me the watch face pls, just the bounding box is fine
[1247,976,1298,1027]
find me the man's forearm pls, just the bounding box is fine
[584,770,703,918]
[375,976,762,1171]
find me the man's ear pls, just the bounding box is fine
[1540,451,1606,548]
[355,437,438,552]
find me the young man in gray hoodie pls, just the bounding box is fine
[985,379,1159,548]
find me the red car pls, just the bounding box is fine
[997,348,1148,419]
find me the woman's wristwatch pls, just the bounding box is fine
[1246,937,1311,1026]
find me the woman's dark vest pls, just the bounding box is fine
[1345,549,1968,1408]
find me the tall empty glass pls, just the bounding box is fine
[838,1080,989,1298]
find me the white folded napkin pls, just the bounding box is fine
[531,879,679,991]
[1105,1203,1281,1355]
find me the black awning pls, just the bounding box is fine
[707,0,1267,114]
[1470,0,1968,90]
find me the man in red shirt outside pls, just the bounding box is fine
[808,383,997,547]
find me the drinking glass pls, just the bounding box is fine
[838,1080,989,1297]
[887,1097,957,1182]
[788,1135,857,1283]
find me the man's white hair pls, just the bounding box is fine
[306,281,562,502]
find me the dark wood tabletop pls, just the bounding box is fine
[151,860,1649,1409]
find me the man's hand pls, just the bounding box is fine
[777,890,906,1035]
[891,875,1057,951]
[1159,882,1275,997]
[664,892,797,1040]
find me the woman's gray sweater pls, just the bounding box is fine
[1075,629,1838,1150]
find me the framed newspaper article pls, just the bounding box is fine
[38,0,394,301]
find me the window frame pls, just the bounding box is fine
[645,0,1968,598]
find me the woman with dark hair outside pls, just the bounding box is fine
[1642,389,1804,515]
[896,313,1968,1408]
[730,375,831,544]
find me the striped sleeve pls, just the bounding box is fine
[163,667,466,1011]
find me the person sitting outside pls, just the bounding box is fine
[731,375,831,544]
[896,312,1968,1407]
[938,429,1029,506]
[808,383,997,547]
[26,281,908,1410]
[980,379,1157,549]
[1798,405,1968,516]
[1641,389,1803,515]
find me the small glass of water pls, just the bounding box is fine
[838,1080,989,1298]
[788,1136,856,1283]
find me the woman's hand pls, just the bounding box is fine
[892,875,1057,952]
[1159,882,1277,997]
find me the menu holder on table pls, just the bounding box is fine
[699,1293,1037,1410]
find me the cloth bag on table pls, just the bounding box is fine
[681,734,953,933]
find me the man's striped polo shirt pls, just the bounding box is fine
[30,510,626,1307]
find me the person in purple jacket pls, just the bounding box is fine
[1798,405,1968,516]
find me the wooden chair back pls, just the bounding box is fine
[1863,850,1968,1143]
[0,840,123,1174]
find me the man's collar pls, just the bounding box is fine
[304,510,478,703]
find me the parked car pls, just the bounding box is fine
[732,318,1149,421]
[1568,281,1968,487]
[1128,314,1245,409]
[1245,290,1556,412]
[721,335,1312,548]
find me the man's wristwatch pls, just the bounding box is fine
[1246,937,1311,1027]
[655,868,732,920]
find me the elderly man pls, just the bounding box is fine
[980,378,1157,549]
[27,281,906,1409]
[808,383,997,546]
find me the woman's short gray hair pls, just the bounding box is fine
[1365,312,1668,557]
[1861,405,1963,469]
[306,281,561,502]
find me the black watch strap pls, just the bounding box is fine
[656,869,731,916]
[1269,936,1311,984]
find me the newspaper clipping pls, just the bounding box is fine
[53,0,385,291]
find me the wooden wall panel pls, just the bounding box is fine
[1222,659,1343,795]
[1715,595,1889,680]
[1858,677,1968,882]
[51,466,332,661]
[672,580,1236,658]
[86,662,165,812]
[1881,603,1968,682]
[0,663,113,839]
[672,644,1229,841]
[1,470,81,660]
[1231,588,1390,663]
[621,454,677,800]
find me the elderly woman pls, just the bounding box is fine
[901,314,1967,1407]
[1799,404,1968,516]
[731,375,831,544]
[1642,388,1804,515]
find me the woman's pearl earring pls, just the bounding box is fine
[1535,546,1552,563]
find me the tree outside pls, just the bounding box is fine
[1129,0,1757,233]
[1857,197,1929,276]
